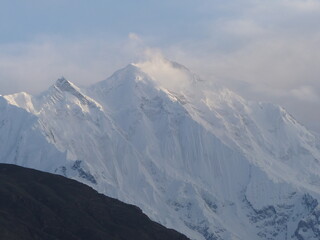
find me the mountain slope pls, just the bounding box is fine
[0,163,189,240]
[1,59,320,240]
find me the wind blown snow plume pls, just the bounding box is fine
[135,52,198,91]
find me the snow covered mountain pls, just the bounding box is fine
[1,58,320,240]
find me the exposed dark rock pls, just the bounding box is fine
[0,163,189,240]
[294,195,320,240]
[71,160,97,184]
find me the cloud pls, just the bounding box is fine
[291,86,320,102]
[0,0,319,133]
[128,33,141,41]
[0,35,144,95]
[159,0,320,133]
[282,0,320,12]
[222,19,266,37]
[135,49,193,91]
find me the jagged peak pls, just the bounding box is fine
[56,76,68,85]
[38,77,103,111]
[54,77,82,93]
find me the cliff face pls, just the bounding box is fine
[1,61,320,239]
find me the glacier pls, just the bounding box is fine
[1,58,320,240]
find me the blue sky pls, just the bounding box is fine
[0,0,210,44]
[0,0,320,132]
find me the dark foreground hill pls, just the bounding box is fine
[0,164,189,240]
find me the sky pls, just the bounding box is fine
[0,0,319,133]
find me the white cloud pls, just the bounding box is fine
[135,48,192,91]
[291,86,320,102]
[160,0,320,133]
[282,0,320,12]
[221,19,266,37]
[0,0,319,133]
[0,36,143,95]
[128,33,141,41]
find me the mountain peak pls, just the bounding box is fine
[54,77,81,93]
[43,77,103,110]
[90,63,154,93]
[1,61,320,240]
[120,63,148,77]
[56,76,68,85]
[133,58,204,93]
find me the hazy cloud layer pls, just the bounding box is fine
[164,0,320,133]
[0,36,145,94]
[0,0,319,133]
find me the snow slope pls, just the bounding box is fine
[1,59,320,240]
